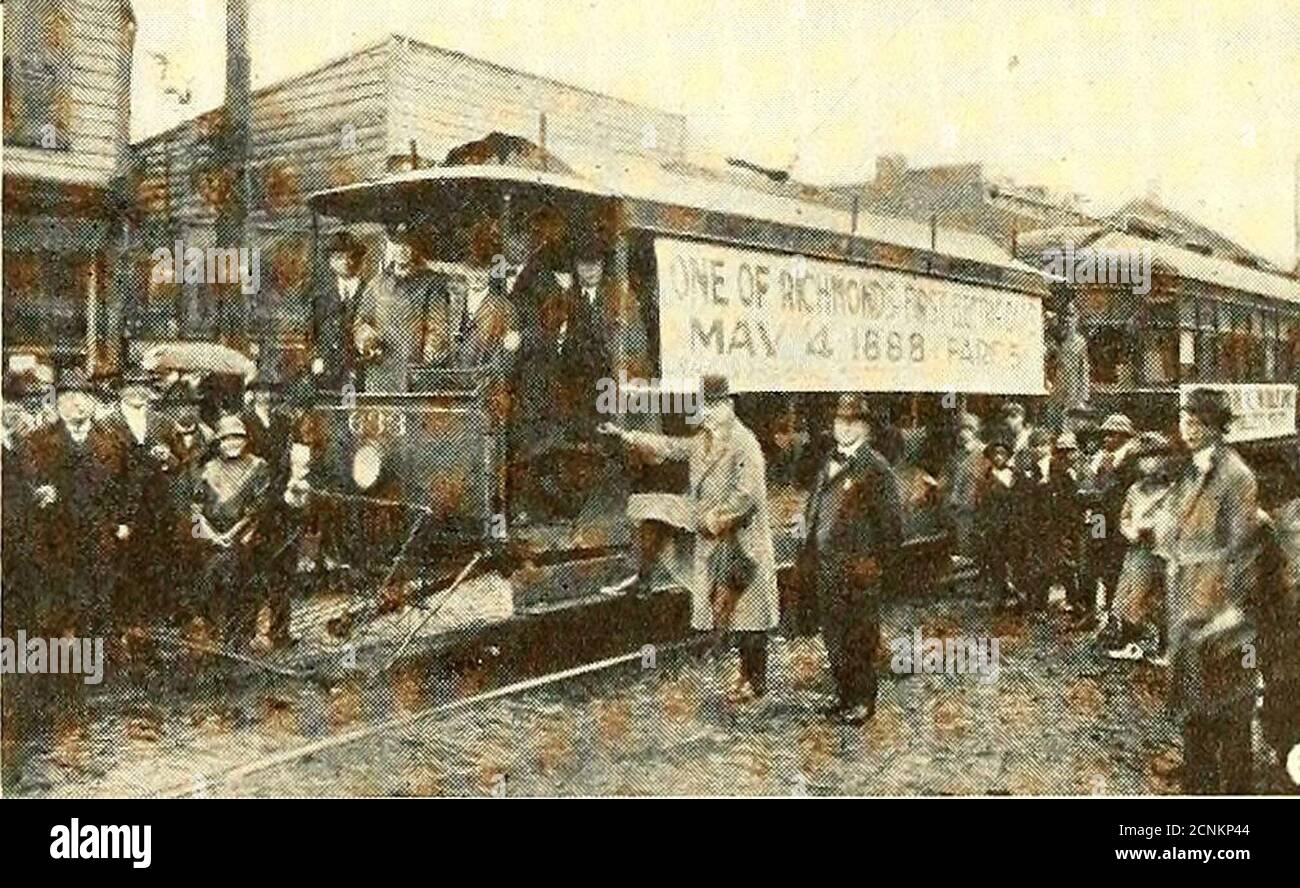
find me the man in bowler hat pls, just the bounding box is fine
[796,393,903,724]
[314,231,370,389]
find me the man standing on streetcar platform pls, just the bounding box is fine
[352,222,452,392]
[313,231,371,391]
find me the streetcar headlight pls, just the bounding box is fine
[352,444,382,490]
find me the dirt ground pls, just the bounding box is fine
[8,590,1293,797]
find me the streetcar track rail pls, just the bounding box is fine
[155,637,704,798]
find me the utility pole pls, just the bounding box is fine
[214,0,253,347]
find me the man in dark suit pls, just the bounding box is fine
[2,373,36,636]
[313,231,370,391]
[512,243,616,520]
[25,367,126,636]
[100,367,171,637]
[353,223,453,392]
[450,266,523,430]
[1014,426,1059,611]
[797,393,904,725]
[159,407,212,625]
[241,370,298,648]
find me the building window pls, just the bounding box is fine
[1088,326,1135,386]
[2,0,72,151]
[2,250,89,350]
[1141,330,1178,384]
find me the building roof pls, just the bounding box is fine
[132,33,686,152]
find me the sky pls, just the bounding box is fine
[129,0,1300,268]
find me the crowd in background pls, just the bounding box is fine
[942,392,1300,792]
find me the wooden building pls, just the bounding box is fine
[2,0,135,371]
[125,34,689,368]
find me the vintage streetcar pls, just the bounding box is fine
[294,133,1053,624]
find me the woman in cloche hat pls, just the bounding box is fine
[191,414,271,646]
[1106,431,1175,662]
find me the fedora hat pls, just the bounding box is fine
[834,393,871,421]
[699,374,731,404]
[326,230,366,259]
[1098,413,1135,436]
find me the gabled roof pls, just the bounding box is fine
[1107,195,1280,271]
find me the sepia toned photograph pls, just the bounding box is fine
[1,0,1298,816]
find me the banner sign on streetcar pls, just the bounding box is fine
[653,237,1046,394]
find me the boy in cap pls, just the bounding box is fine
[795,393,903,724]
[942,411,985,563]
[976,437,1019,608]
[1106,431,1175,661]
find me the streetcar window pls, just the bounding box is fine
[1140,329,1178,384]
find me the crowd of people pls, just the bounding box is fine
[607,381,1300,793]
[4,249,1299,792]
[944,390,1300,792]
[1,363,305,661]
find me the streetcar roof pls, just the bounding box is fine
[1020,226,1300,305]
[309,139,1049,295]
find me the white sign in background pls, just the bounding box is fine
[1179,383,1297,443]
[653,238,1046,394]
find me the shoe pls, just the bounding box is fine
[818,700,845,718]
[1106,642,1144,661]
[726,679,757,705]
[839,704,874,726]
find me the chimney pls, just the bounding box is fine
[875,154,907,191]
